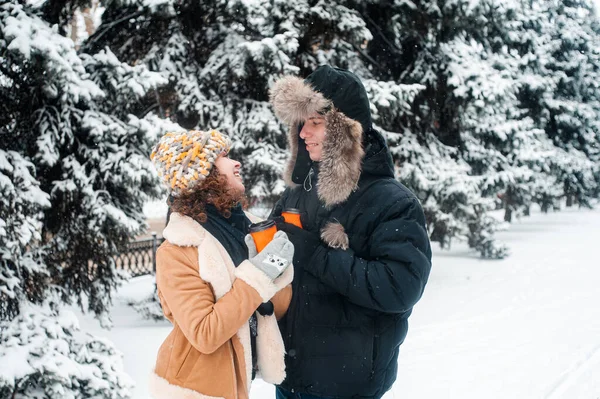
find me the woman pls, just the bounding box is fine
[149,129,294,399]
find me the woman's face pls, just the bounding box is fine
[214,153,245,195]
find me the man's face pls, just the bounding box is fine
[299,113,326,162]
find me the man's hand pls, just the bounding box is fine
[275,221,324,269]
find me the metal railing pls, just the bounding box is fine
[114,232,164,277]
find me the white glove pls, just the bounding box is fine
[245,231,294,280]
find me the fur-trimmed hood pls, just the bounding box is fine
[269,66,394,207]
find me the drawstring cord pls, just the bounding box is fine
[303,167,314,192]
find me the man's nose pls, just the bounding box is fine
[299,125,311,139]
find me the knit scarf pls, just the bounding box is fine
[202,203,250,267]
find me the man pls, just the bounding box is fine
[268,65,432,399]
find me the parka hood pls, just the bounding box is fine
[269,65,394,206]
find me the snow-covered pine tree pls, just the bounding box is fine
[1,0,165,319]
[84,0,300,204]
[440,1,565,226]
[362,0,599,253]
[503,0,600,212]
[535,0,600,208]
[484,0,558,218]
[0,294,134,399]
[1,1,169,396]
[90,0,599,257]
[350,0,515,257]
[90,0,507,256]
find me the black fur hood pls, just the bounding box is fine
[269,65,394,207]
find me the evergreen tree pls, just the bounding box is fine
[33,0,600,270]
[537,0,600,207]
[354,0,516,257]
[1,0,166,319]
[0,295,134,398]
[505,0,600,211]
[366,0,600,246]
[90,0,509,256]
[442,1,559,224]
[1,2,170,396]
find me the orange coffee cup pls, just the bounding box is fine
[282,208,303,228]
[249,220,278,252]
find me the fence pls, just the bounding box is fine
[114,233,164,277]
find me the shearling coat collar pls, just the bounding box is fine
[164,212,233,299]
[163,212,207,246]
[269,75,365,207]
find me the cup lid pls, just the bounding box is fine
[282,208,301,214]
[249,219,276,232]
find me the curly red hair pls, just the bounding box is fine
[169,168,247,222]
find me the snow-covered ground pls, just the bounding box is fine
[78,205,600,399]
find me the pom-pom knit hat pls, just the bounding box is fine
[150,129,231,196]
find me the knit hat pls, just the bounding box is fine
[150,129,231,196]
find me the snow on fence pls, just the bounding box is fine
[114,233,164,277]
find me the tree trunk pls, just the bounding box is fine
[504,186,514,222]
[504,207,512,222]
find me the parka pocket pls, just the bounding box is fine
[304,352,374,396]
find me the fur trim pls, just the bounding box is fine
[197,235,252,388]
[280,109,364,205]
[236,323,253,391]
[234,260,278,302]
[318,110,364,206]
[255,314,286,384]
[163,214,254,394]
[269,76,331,124]
[198,236,234,300]
[283,124,300,188]
[163,213,206,247]
[254,266,292,384]
[321,222,350,250]
[148,372,224,399]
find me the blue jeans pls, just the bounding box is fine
[275,386,329,399]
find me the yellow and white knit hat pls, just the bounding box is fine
[150,129,231,196]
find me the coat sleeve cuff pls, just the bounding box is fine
[234,260,277,302]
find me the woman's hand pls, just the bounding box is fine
[245,231,294,280]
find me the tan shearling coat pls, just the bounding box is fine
[149,212,293,399]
